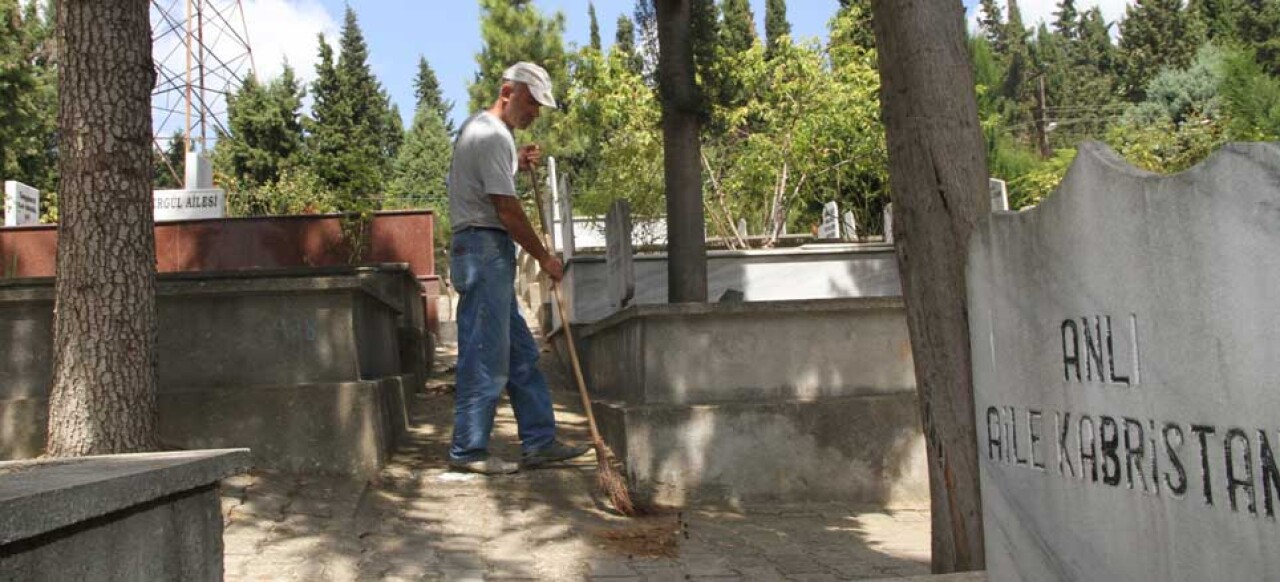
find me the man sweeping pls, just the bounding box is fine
[446,62,590,475]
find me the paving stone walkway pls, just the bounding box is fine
[221,343,933,581]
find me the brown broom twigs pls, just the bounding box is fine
[526,165,638,517]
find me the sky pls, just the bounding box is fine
[208,0,1137,131]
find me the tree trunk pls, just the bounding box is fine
[46,0,160,456]
[870,0,988,572]
[655,0,707,303]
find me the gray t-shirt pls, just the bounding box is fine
[447,111,519,233]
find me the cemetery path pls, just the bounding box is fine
[220,340,935,581]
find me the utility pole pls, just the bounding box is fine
[1035,74,1052,159]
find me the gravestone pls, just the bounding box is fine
[819,201,840,239]
[605,199,634,311]
[843,211,858,242]
[883,203,893,244]
[967,142,1280,581]
[3,181,40,226]
[990,177,1009,211]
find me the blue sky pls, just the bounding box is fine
[227,0,1132,130]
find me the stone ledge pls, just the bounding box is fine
[580,296,907,338]
[0,448,250,545]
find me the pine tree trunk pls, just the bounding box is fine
[46,0,159,456]
[870,0,988,572]
[655,0,707,303]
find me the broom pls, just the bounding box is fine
[527,165,638,517]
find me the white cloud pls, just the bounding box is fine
[240,0,338,83]
[969,0,1134,36]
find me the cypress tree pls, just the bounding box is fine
[217,64,306,190]
[719,0,758,55]
[1054,0,1079,39]
[468,0,567,113]
[615,15,644,76]
[413,56,455,133]
[389,57,453,222]
[765,0,791,59]
[978,0,1007,54]
[1119,0,1206,100]
[589,2,602,51]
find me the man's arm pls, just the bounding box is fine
[490,195,564,281]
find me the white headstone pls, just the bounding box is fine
[819,201,840,240]
[3,181,40,226]
[842,211,858,242]
[990,177,1010,211]
[185,151,213,189]
[153,188,226,221]
[558,175,575,260]
[736,218,748,239]
[883,203,893,244]
[967,142,1280,581]
[605,199,635,311]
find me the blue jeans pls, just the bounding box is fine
[449,228,557,461]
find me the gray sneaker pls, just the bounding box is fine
[522,441,591,467]
[449,456,519,475]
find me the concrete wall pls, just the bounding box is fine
[0,450,249,582]
[579,298,928,508]
[561,243,901,325]
[0,267,418,477]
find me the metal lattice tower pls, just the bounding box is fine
[151,0,255,173]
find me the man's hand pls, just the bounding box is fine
[518,144,542,171]
[540,255,564,282]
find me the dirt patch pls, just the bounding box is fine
[593,513,686,558]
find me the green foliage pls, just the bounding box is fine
[764,0,791,59]
[413,56,455,133]
[154,131,187,189]
[1119,0,1207,100]
[1220,46,1280,140]
[388,62,454,247]
[613,15,644,76]
[215,65,305,189]
[467,0,568,114]
[719,0,758,56]
[0,0,57,205]
[224,165,338,217]
[588,2,601,51]
[1126,44,1227,126]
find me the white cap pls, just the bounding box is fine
[501,62,557,109]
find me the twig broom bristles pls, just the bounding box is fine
[527,166,638,517]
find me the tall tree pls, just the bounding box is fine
[1235,0,1280,74]
[305,8,394,207]
[1193,0,1238,41]
[634,0,660,82]
[153,130,186,189]
[47,0,159,455]
[615,14,644,75]
[1119,0,1206,100]
[1054,0,1079,38]
[655,0,706,303]
[0,0,57,195]
[978,0,1006,52]
[389,55,453,220]
[217,65,305,188]
[765,0,791,59]
[468,0,568,113]
[872,0,988,573]
[719,0,758,55]
[413,55,455,133]
[834,0,876,51]
[588,1,602,51]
